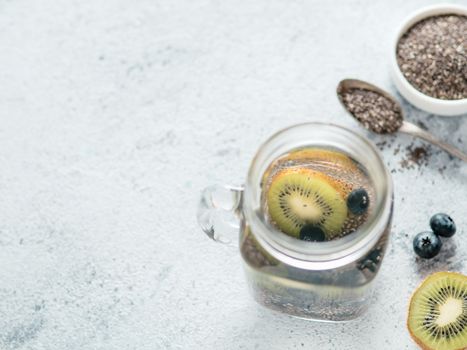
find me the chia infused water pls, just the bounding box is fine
[240,146,391,321]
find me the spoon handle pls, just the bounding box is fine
[399,121,467,162]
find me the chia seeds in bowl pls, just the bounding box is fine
[396,14,467,101]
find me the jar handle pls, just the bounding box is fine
[197,185,244,244]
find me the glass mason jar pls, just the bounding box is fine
[198,123,393,321]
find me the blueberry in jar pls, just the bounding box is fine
[347,188,369,215]
[299,224,326,242]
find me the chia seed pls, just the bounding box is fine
[339,88,403,134]
[396,14,467,100]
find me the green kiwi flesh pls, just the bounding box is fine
[266,168,347,240]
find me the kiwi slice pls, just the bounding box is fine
[407,272,467,350]
[261,147,361,203]
[261,147,357,189]
[266,168,347,240]
[286,147,358,168]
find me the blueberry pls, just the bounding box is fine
[413,231,442,259]
[367,247,382,264]
[430,213,456,237]
[347,188,370,215]
[359,260,377,273]
[300,224,325,242]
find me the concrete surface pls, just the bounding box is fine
[0,0,466,349]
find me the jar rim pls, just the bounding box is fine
[242,122,393,269]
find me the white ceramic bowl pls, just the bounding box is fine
[390,4,467,116]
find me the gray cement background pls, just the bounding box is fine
[0,0,466,349]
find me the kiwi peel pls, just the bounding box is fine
[266,168,347,240]
[286,147,358,169]
[407,271,467,350]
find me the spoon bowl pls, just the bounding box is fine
[337,79,467,162]
[337,79,404,126]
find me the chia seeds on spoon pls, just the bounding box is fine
[396,14,467,100]
[340,88,403,134]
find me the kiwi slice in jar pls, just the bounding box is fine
[266,168,347,240]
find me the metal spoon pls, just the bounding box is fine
[337,79,467,162]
